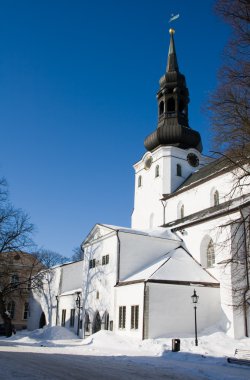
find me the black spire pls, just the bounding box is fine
[166,28,179,72]
[144,29,202,152]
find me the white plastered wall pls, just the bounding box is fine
[147,283,221,339]
[132,146,206,230]
[177,211,248,338]
[81,231,118,336]
[114,283,144,338]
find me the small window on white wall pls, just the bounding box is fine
[155,165,159,178]
[210,188,220,207]
[177,202,184,219]
[214,190,219,206]
[180,205,184,219]
[207,239,215,268]
[138,175,142,188]
[177,164,182,177]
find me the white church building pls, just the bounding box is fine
[28,29,250,340]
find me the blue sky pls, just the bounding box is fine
[0,1,230,257]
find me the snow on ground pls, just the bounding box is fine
[1,326,250,379]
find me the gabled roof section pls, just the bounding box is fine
[83,224,180,246]
[120,247,219,286]
[162,156,236,200]
[101,224,181,241]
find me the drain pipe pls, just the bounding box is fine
[240,208,249,337]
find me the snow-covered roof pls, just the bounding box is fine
[60,288,82,296]
[100,224,181,241]
[121,247,218,285]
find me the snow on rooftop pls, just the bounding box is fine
[123,248,218,284]
[102,224,181,241]
[60,288,82,296]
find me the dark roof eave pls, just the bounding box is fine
[115,279,219,288]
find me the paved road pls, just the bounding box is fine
[0,344,200,380]
[0,342,249,380]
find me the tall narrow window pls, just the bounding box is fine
[61,309,66,327]
[180,205,184,219]
[119,306,126,329]
[138,175,142,188]
[7,301,15,319]
[207,240,215,268]
[89,259,96,269]
[167,97,175,112]
[23,302,29,320]
[102,254,109,265]
[214,190,219,206]
[177,164,182,177]
[159,100,164,115]
[11,274,19,287]
[155,165,159,178]
[70,309,75,327]
[85,312,90,332]
[131,305,139,330]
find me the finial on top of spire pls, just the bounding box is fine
[166,25,179,72]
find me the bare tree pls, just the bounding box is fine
[209,0,250,162]
[0,178,68,336]
[207,0,250,334]
[71,246,84,262]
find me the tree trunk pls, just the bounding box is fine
[0,293,14,337]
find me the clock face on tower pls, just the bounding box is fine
[144,155,153,170]
[187,153,199,167]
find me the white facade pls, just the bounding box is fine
[132,146,208,230]
[28,30,250,341]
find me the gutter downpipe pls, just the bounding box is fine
[240,208,249,337]
[116,231,121,285]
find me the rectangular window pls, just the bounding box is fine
[61,309,66,327]
[70,309,75,327]
[89,259,96,269]
[119,306,126,329]
[131,305,139,330]
[7,301,15,319]
[23,302,29,320]
[102,255,109,265]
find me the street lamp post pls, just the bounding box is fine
[75,292,81,336]
[55,295,59,326]
[191,289,199,346]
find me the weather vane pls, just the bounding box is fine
[169,13,180,23]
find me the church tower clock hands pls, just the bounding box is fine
[132,29,204,230]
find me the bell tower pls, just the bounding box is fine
[144,28,202,153]
[131,29,205,230]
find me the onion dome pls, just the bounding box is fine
[144,29,202,152]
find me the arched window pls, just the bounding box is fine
[85,312,90,333]
[167,97,175,112]
[176,164,182,177]
[207,239,215,268]
[155,165,159,178]
[7,301,15,319]
[214,190,219,206]
[159,101,164,115]
[11,274,19,287]
[180,205,184,219]
[102,311,109,330]
[138,175,142,188]
[179,99,186,114]
[177,202,184,219]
